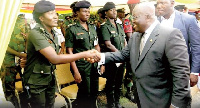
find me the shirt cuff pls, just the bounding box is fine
[191,72,199,76]
[98,53,105,66]
[171,103,179,108]
[115,63,121,67]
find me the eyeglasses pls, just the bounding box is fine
[132,15,141,20]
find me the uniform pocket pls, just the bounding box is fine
[75,35,86,46]
[28,64,52,85]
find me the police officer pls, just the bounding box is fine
[65,1,100,108]
[0,14,29,108]
[23,1,98,108]
[100,2,126,108]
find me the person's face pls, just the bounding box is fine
[118,12,125,19]
[77,8,90,22]
[106,8,117,19]
[132,9,147,33]
[157,0,174,16]
[196,13,200,20]
[98,13,102,18]
[40,10,58,27]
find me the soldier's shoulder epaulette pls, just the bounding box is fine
[101,22,106,25]
[33,26,45,33]
[67,23,76,27]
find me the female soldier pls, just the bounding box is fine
[23,1,98,108]
[100,2,127,108]
[65,1,100,108]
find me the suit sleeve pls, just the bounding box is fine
[105,35,133,63]
[188,16,200,73]
[165,29,191,107]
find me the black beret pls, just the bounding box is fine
[97,8,103,14]
[33,0,55,13]
[75,1,91,8]
[103,2,115,11]
[117,8,125,13]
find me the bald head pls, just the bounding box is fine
[133,2,156,20]
[132,2,157,33]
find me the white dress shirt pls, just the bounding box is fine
[160,11,175,28]
[140,20,160,55]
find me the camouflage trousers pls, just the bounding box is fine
[1,66,21,107]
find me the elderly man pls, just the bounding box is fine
[91,2,191,108]
[157,0,200,87]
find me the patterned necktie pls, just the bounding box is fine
[140,33,146,55]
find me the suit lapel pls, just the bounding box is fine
[135,33,142,64]
[136,24,160,69]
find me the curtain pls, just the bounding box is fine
[0,0,24,67]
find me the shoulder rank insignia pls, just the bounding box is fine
[39,27,45,33]
[111,31,116,33]
[101,22,105,25]
[77,32,84,35]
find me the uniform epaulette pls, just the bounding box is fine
[101,22,105,25]
[67,23,76,27]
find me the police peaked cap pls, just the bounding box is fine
[117,8,125,13]
[33,0,55,13]
[75,1,91,8]
[103,2,116,11]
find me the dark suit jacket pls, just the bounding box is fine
[105,24,191,108]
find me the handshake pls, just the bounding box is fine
[84,49,101,63]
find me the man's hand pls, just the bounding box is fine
[84,49,101,63]
[19,52,27,58]
[20,58,27,68]
[190,74,198,87]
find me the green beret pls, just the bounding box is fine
[117,8,125,13]
[103,2,115,11]
[33,0,55,13]
[75,1,91,8]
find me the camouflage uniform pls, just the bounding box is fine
[0,15,29,107]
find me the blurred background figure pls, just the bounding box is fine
[96,8,107,53]
[195,10,200,24]
[0,14,29,108]
[116,8,125,26]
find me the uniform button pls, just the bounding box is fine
[90,41,92,43]
[41,71,44,73]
